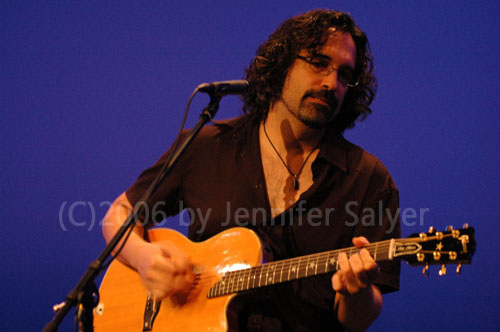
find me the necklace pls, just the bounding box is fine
[262,122,320,190]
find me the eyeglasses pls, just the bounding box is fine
[295,55,359,87]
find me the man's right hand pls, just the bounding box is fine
[103,192,195,300]
[133,241,195,300]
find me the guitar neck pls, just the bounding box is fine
[208,225,476,299]
[208,238,396,298]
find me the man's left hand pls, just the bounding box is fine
[331,236,380,296]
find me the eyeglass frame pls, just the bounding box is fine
[295,55,359,88]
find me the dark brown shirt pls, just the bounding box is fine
[126,114,401,331]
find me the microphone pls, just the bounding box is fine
[197,80,248,96]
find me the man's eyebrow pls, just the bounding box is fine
[311,52,355,70]
[310,52,331,60]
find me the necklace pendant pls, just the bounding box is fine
[293,177,299,190]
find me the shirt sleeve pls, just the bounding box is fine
[125,140,186,226]
[353,161,401,294]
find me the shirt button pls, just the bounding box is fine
[254,183,262,190]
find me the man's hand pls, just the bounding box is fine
[331,236,380,295]
[332,236,382,332]
[133,241,195,300]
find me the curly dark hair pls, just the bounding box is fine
[243,9,377,133]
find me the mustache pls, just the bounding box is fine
[302,90,338,109]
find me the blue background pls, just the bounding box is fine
[1,1,499,330]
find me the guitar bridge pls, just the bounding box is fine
[143,292,161,332]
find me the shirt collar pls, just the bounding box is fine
[214,114,350,173]
[316,127,350,173]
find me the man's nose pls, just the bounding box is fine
[320,68,339,91]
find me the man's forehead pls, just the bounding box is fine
[299,31,356,63]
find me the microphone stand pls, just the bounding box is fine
[42,93,222,332]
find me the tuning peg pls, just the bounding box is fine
[428,226,435,233]
[422,263,429,277]
[446,225,454,231]
[463,223,469,229]
[417,253,425,262]
[439,264,447,276]
[456,263,462,274]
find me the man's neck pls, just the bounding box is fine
[264,104,325,155]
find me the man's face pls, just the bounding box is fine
[279,31,357,129]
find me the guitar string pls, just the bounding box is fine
[196,244,394,285]
[225,233,451,282]
[200,234,456,295]
[215,234,456,295]
[209,241,398,295]
[199,241,396,284]
[220,234,458,294]
[198,233,447,281]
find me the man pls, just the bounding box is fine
[103,9,400,332]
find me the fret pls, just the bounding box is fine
[239,271,246,292]
[211,281,216,297]
[296,257,301,279]
[267,264,272,285]
[267,264,274,285]
[305,255,310,277]
[250,268,256,290]
[233,275,238,291]
[232,274,237,292]
[216,279,221,296]
[263,264,269,286]
[220,278,226,296]
[244,269,250,292]
[258,265,263,287]
[228,275,233,293]
[228,274,234,293]
[274,263,279,284]
[251,267,257,289]
[279,259,284,283]
[326,255,332,273]
[230,272,236,293]
[314,255,319,275]
[374,242,378,261]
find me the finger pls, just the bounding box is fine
[332,270,348,295]
[143,254,169,282]
[159,241,192,273]
[337,253,357,292]
[352,236,369,248]
[349,253,369,289]
[359,249,380,281]
[145,261,177,298]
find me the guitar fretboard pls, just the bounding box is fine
[207,239,395,298]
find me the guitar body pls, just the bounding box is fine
[94,227,263,332]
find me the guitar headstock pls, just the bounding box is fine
[393,224,476,276]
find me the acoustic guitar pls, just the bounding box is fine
[94,225,475,331]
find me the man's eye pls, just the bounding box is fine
[310,59,329,69]
[339,68,354,83]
